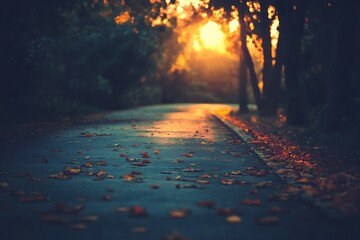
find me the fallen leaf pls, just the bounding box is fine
[302,185,318,197]
[297,178,310,184]
[241,199,262,206]
[196,200,215,208]
[20,194,48,203]
[276,169,289,174]
[154,150,159,154]
[82,132,93,138]
[168,209,191,218]
[196,180,210,184]
[40,158,49,163]
[141,152,151,158]
[96,170,106,177]
[256,216,279,224]
[226,215,242,223]
[67,223,87,230]
[10,190,26,196]
[250,170,267,176]
[82,215,98,222]
[250,189,259,194]
[54,203,84,214]
[183,167,202,172]
[255,181,273,188]
[102,195,112,201]
[40,215,68,224]
[221,179,235,185]
[150,184,160,189]
[174,158,184,163]
[97,161,107,166]
[48,174,67,182]
[114,207,129,213]
[132,160,151,166]
[122,174,138,182]
[82,161,94,168]
[268,207,285,214]
[129,206,148,217]
[164,231,190,240]
[181,153,192,158]
[125,157,136,162]
[230,171,243,175]
[177,184,203,189]
[217,208,237,216]
[131,227,147,233]
[286,186,301,194]
[64,167,82,175]
[199,174,211,179]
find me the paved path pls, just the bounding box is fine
[0,104,356,240]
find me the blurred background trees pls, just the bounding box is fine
[1,0,359,132]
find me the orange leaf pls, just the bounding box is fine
[181,153,192,158]
[131,170,142,175]
[268,207,285,214]
[168,209,191,218]
[150,184,160,189]
[141,152,151,158]
[97,161,107,166]
[122,174,138,182]
[196,200,215,208]
[221,179,234,185]
[216,208,237,216]
[129,206,148,217]
[96,170,106,177]
[226,215,242,223]
[241,199,262,206]
[64,167,82,175]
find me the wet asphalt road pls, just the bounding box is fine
[0,104,357,240]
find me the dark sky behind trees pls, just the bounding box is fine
[1,0,359,132]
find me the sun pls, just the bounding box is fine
[199,21,226,53]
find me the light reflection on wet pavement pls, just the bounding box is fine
[0,104,355,240]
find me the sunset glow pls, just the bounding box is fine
[199,21,226,52]
[111,0,280,77]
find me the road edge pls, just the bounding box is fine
[212,113,359,223]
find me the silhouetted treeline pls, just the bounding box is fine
[1,0,175,123]
[214,0,360,131]
[1,0,359,133]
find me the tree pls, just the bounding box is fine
[324,0,359,131]
[276,0,309,125]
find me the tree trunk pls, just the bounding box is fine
[259,3,276,116]
[238,2,263,111]
[280,0,308,125]
[239,49,249,113]
[324,0,354,131]
[270,23,284,114]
